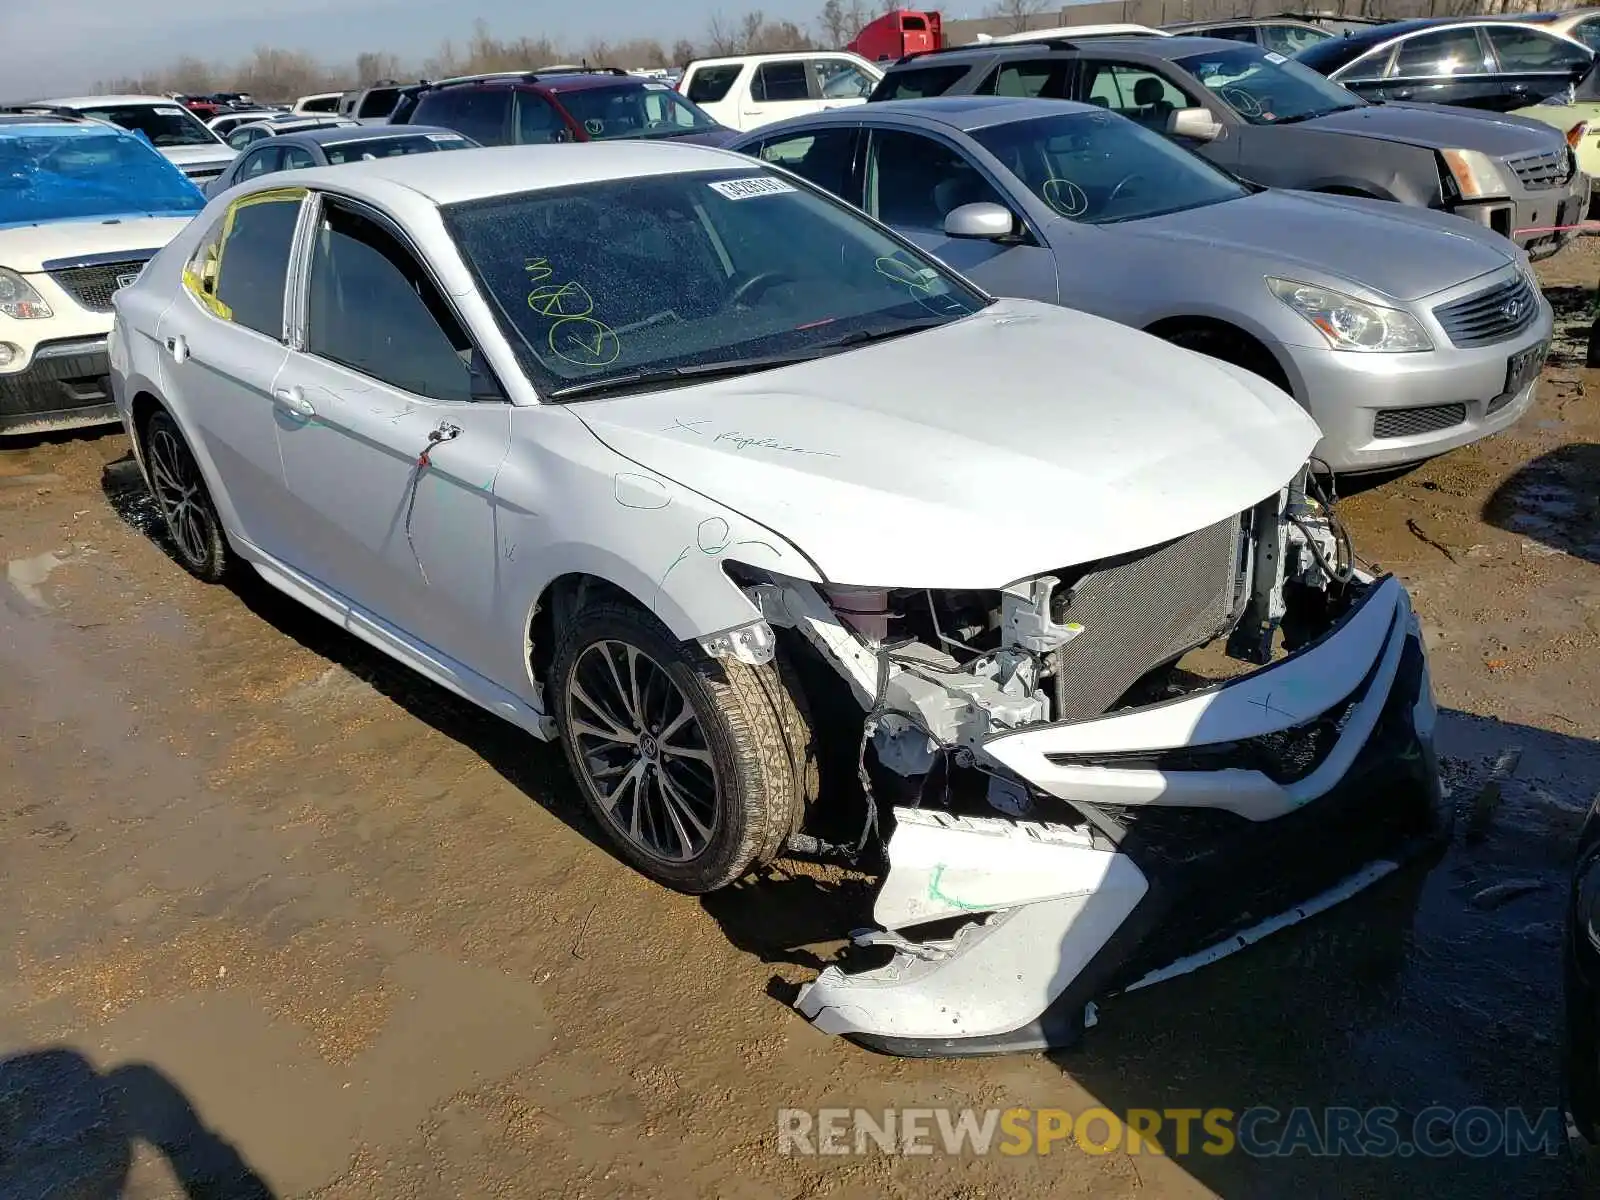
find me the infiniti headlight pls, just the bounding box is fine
[1268,278,1431,353]
[0,268,52,320]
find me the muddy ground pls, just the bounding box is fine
[5,245,1600,1200]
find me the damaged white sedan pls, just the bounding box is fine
[108,141,1444,1056]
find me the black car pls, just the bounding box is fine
[1161,16,1335,56]
[1294,18,1592,112]
[202,125,478,198]
[868,36,1589,260]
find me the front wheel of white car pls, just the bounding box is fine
[551,599,816,894]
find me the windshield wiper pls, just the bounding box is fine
[1271,104,1363,125]
[816,318,948,351]
[546,351,820,400]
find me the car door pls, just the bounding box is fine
[1382,26,1500,108]
[155,188,303,559]
[1484,25,1592,108]
[272,192,512,680]
[742,59,819,129]
[861,126,1058,301]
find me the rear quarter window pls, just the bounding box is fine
[687,65,742,104]
[870,63,973,100]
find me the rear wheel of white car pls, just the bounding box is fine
[551,599,816,894]
[143,410,230,583]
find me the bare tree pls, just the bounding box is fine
[988,0,1049,35]
[706,13,743,55]
[671,37,698,66]
[353,51,402,85]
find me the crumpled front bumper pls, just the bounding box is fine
[796,575,1445,1056]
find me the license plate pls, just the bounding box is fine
[1504,339,1549,397]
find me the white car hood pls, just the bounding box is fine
[160,143,236,171]
[574,299,1320,590]
[0,216,195,273]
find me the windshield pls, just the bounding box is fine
[1176,46,1365,125]
[0,128,204,228]
[1261,23,1333,56]
[555,84,721,140]
[442,169,986,398]
[972,109,1248,224]
[324,132,475,164]
[76,102,223,147]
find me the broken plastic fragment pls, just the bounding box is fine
[850,927,950,962]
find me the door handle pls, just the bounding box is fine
[164,334,188,364]
[273,386,315,418]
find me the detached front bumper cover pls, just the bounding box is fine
[797,576,1445,1056]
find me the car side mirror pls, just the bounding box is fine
[1168,107,1223,142]
[943,201,1017,241]
[468,348,507,402]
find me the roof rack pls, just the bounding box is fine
[894,36,1077,65]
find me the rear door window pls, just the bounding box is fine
[414,88,511,145]
[686,64,742,104]
[1486,26,1591,73]
[1391,28,1492,77]
[754,61,813,102]
[981,58,1071,98]
[185,190,303,338]
[871,64,971,100]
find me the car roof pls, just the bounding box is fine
[891,33,1256,67]
[756,95,1099,133]
[689,51,867,67]
[31,95,181,108]
[1164,16,1323,29]
[272,141,753,207]
[287,124,467,147]
[0,115,114,132]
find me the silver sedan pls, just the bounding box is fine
[730,97,1554,473]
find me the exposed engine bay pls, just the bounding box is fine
[712,463,1443,1055]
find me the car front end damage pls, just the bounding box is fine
[1439,142,1590,262]
[730,466,1444,1055]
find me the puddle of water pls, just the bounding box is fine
[7,551,65,611]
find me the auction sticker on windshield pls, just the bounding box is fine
[155,107,190,116]
[709,177,797,200]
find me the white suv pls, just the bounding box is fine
[680,52,882,131]
[0,115,203,435]
[21,96,236,186]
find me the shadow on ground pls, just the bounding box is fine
[0,1049,273,1199]
[1052,709,1596,1199]
[1483,442,1600,566]
[1540,285,1593,369]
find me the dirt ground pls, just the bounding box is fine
[5,244,1600,1200]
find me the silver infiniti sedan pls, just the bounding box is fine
[730,97,1555,473]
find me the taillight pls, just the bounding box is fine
[1569,120,1588,148]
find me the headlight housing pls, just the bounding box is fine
[1440,147,1511,200]
[0,268,53,320]
[1267,278,1432,353]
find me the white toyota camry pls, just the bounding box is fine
[108,142,1443,1056]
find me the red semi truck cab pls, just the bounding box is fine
[848,10,942,62]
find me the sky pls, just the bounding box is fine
[1,0,858,99]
